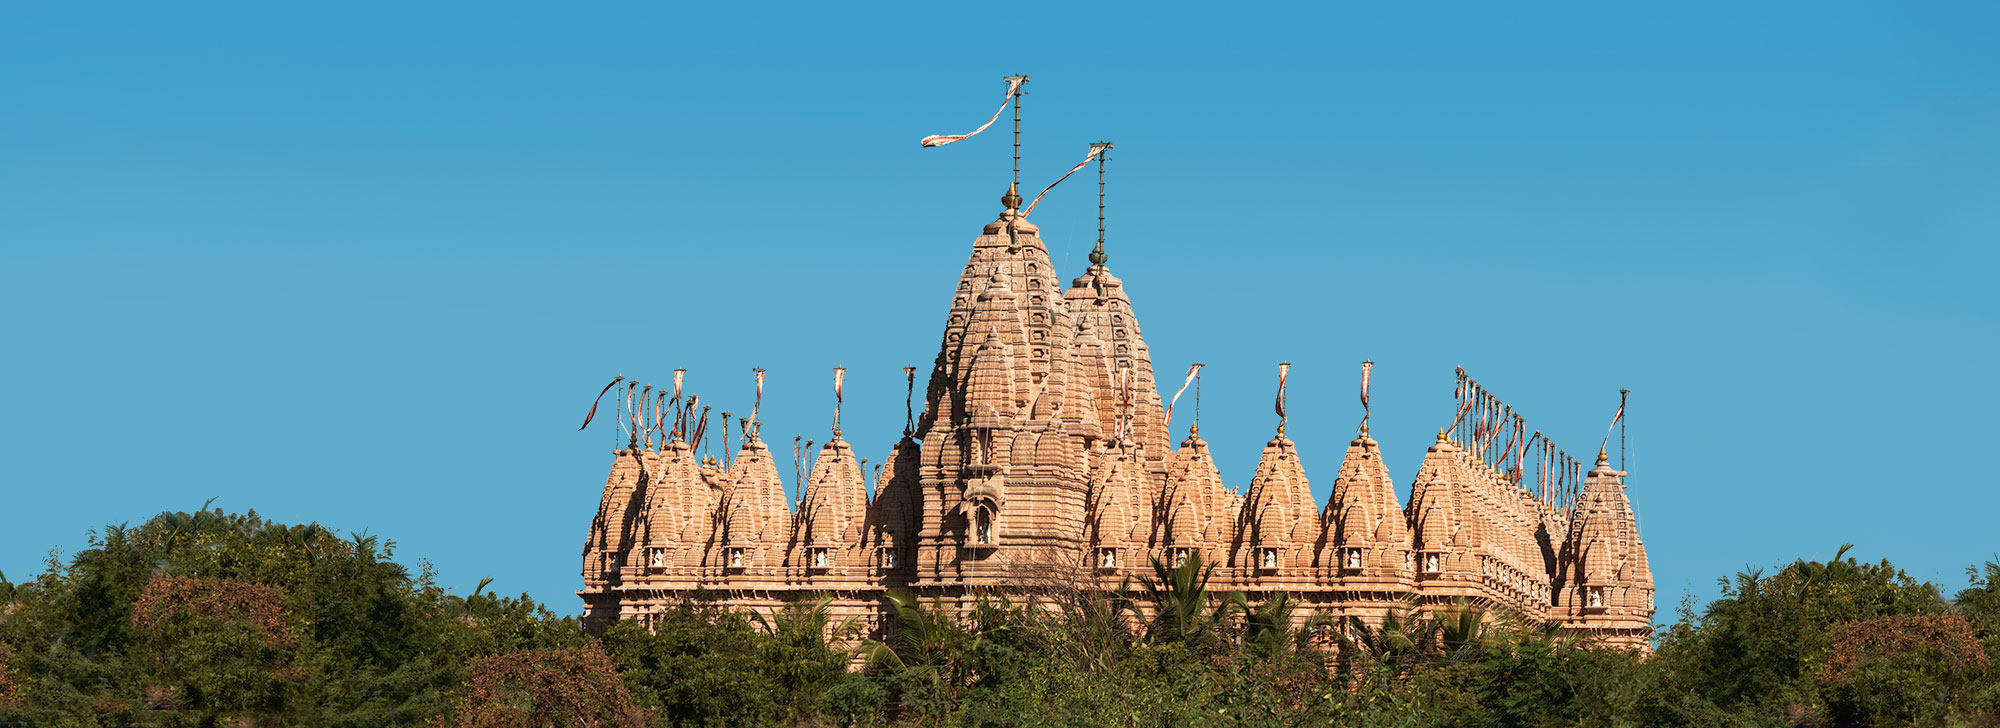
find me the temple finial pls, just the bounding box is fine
[1005,74,1029,192]
[1090,141,1114,267]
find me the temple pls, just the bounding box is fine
[577,190,1655,649]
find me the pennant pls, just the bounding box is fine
[655,391,669,444]
[691,405,711,453]
[577,376,623,431]
[625,382,639,442]
[1447,382,1476,437]
[1359,361,1373,418]
[639,385,656,447]
[1599,391,1628,456]
[919,78,1022,148]
[670,369,687,441]
[903,366,917,433]
[1021,144,1104,217]
[1163,363,1202,427]
[832,366,847,433]
[1275,362,1290,422]
[751,368,766,434]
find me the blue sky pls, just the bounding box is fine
[4,3,1995,616]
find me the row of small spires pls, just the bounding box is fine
[584,390,1616,528]
[581,366,1621,448]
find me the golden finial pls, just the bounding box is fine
[1002,181,1022,210]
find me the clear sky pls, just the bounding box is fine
[4,3,1995,617]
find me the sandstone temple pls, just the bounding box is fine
[577,188,1655,649]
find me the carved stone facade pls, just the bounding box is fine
[578,200,1656,648]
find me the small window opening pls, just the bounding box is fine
[1346,549,1362,569]
[1425,554,1440,573]
[1261,548,1279,569]
[1099,548,1117,568]
[1173,548,1191,567]
[812,548,829,568]
[729,548,745,568]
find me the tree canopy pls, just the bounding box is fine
[2,510,1997,727]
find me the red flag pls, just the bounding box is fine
[670,368,687,441]
[833,366,846,433]
[1275,362,1290,423]
[1447,380,1475,436]
[1021,144,1104,217]
[751,368,766,433]
[624,382,639,442]
[919,78,1022,148]
[903,366,917,433]
[1163,363,1202,428]
[655,391,669,443]
[1358,361,1373,426]
[577,376,623,431]
[1599,392,1627,456]
[640,385,656,446]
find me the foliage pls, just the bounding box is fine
[5,510,2000,727]
[455,647,654,728]
[1817,613,1990,727]
[0,642,18,709]
[0,503,581,726]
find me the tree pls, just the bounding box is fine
[1136,549,1235,650]
[453,647,654,728]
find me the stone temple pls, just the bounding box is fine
[578,190,1655,649]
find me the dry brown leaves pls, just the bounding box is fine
[129,575,295,647]
[0,642,20,708]
[453,647,655,728]
[1817,612,1989,685]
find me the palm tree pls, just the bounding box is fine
[858,590,981,680]
[1232,592,1334,656]
[1336,603,1436,677]
[1434,599,1496,657]
[1137,549,1236,649]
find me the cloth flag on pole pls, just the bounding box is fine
[919,78,1022,148]
[1275,362,1291,424]
[1599,392,1627,456]
[625,382,639,442]
[1163,363,1202,428]
[577,376,623,431]
[751,368,766,435]
[1021,144,1106,217]
[1359,361,1373,422]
